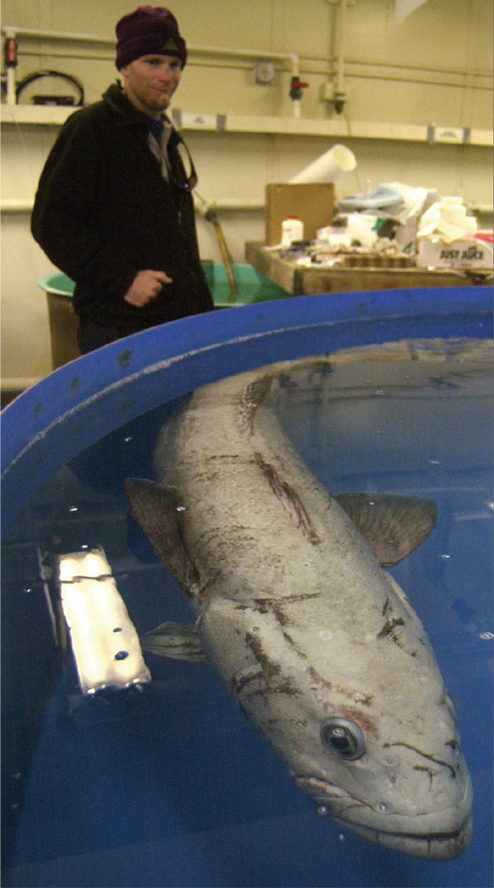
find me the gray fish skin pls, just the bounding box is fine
[126,359,473,861]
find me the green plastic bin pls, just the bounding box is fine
[38,273,79,369]
[38,263,291,368]
[200,261,290,307]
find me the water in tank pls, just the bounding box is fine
[1,291,492,888]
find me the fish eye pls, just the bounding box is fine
[321,718,366,760]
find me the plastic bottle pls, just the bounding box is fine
[281,216,304,247]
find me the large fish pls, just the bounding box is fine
[125,357,473,861]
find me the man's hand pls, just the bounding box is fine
[124,270,172,307]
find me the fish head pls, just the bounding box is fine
[204,597,474,862]
[292,691,473,860]
[254,570,473,860]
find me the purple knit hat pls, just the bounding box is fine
[116,6,187,69]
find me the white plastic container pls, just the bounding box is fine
[281,216,304,247]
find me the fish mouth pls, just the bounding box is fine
[330,812,473,861]
[295,776,473,860]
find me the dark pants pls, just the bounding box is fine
[77,319,141,355]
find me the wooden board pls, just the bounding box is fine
[265,183,334,246]
[246,242,490,296]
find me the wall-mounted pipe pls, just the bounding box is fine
[190,43,299,76]
[3,27,18,105]
[3,197,491,217]
[335,0,347,111]
[0,26,114,44]
[0,198,266,214]
[324,0,348,114]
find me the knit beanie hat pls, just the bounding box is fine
[116,6,187,69]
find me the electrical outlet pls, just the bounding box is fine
[254,61,275,85]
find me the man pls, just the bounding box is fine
[31,6,214,354]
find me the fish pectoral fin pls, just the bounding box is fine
[335,492,438,567]
[140,621,208,662]
[125,478,201,595]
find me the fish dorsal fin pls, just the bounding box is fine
[335,493,438,567]
[125,478,201,596]
[140,621,208,662]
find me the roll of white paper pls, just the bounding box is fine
[289,144,357,184]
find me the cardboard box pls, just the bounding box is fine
[417,237,493,270]
[265,183,334,246]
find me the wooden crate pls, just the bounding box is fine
[265,183,334,246]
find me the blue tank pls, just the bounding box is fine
[2,287,492,887]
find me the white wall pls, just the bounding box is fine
[1,0,493,383]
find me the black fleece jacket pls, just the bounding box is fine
[31,83,213,332]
